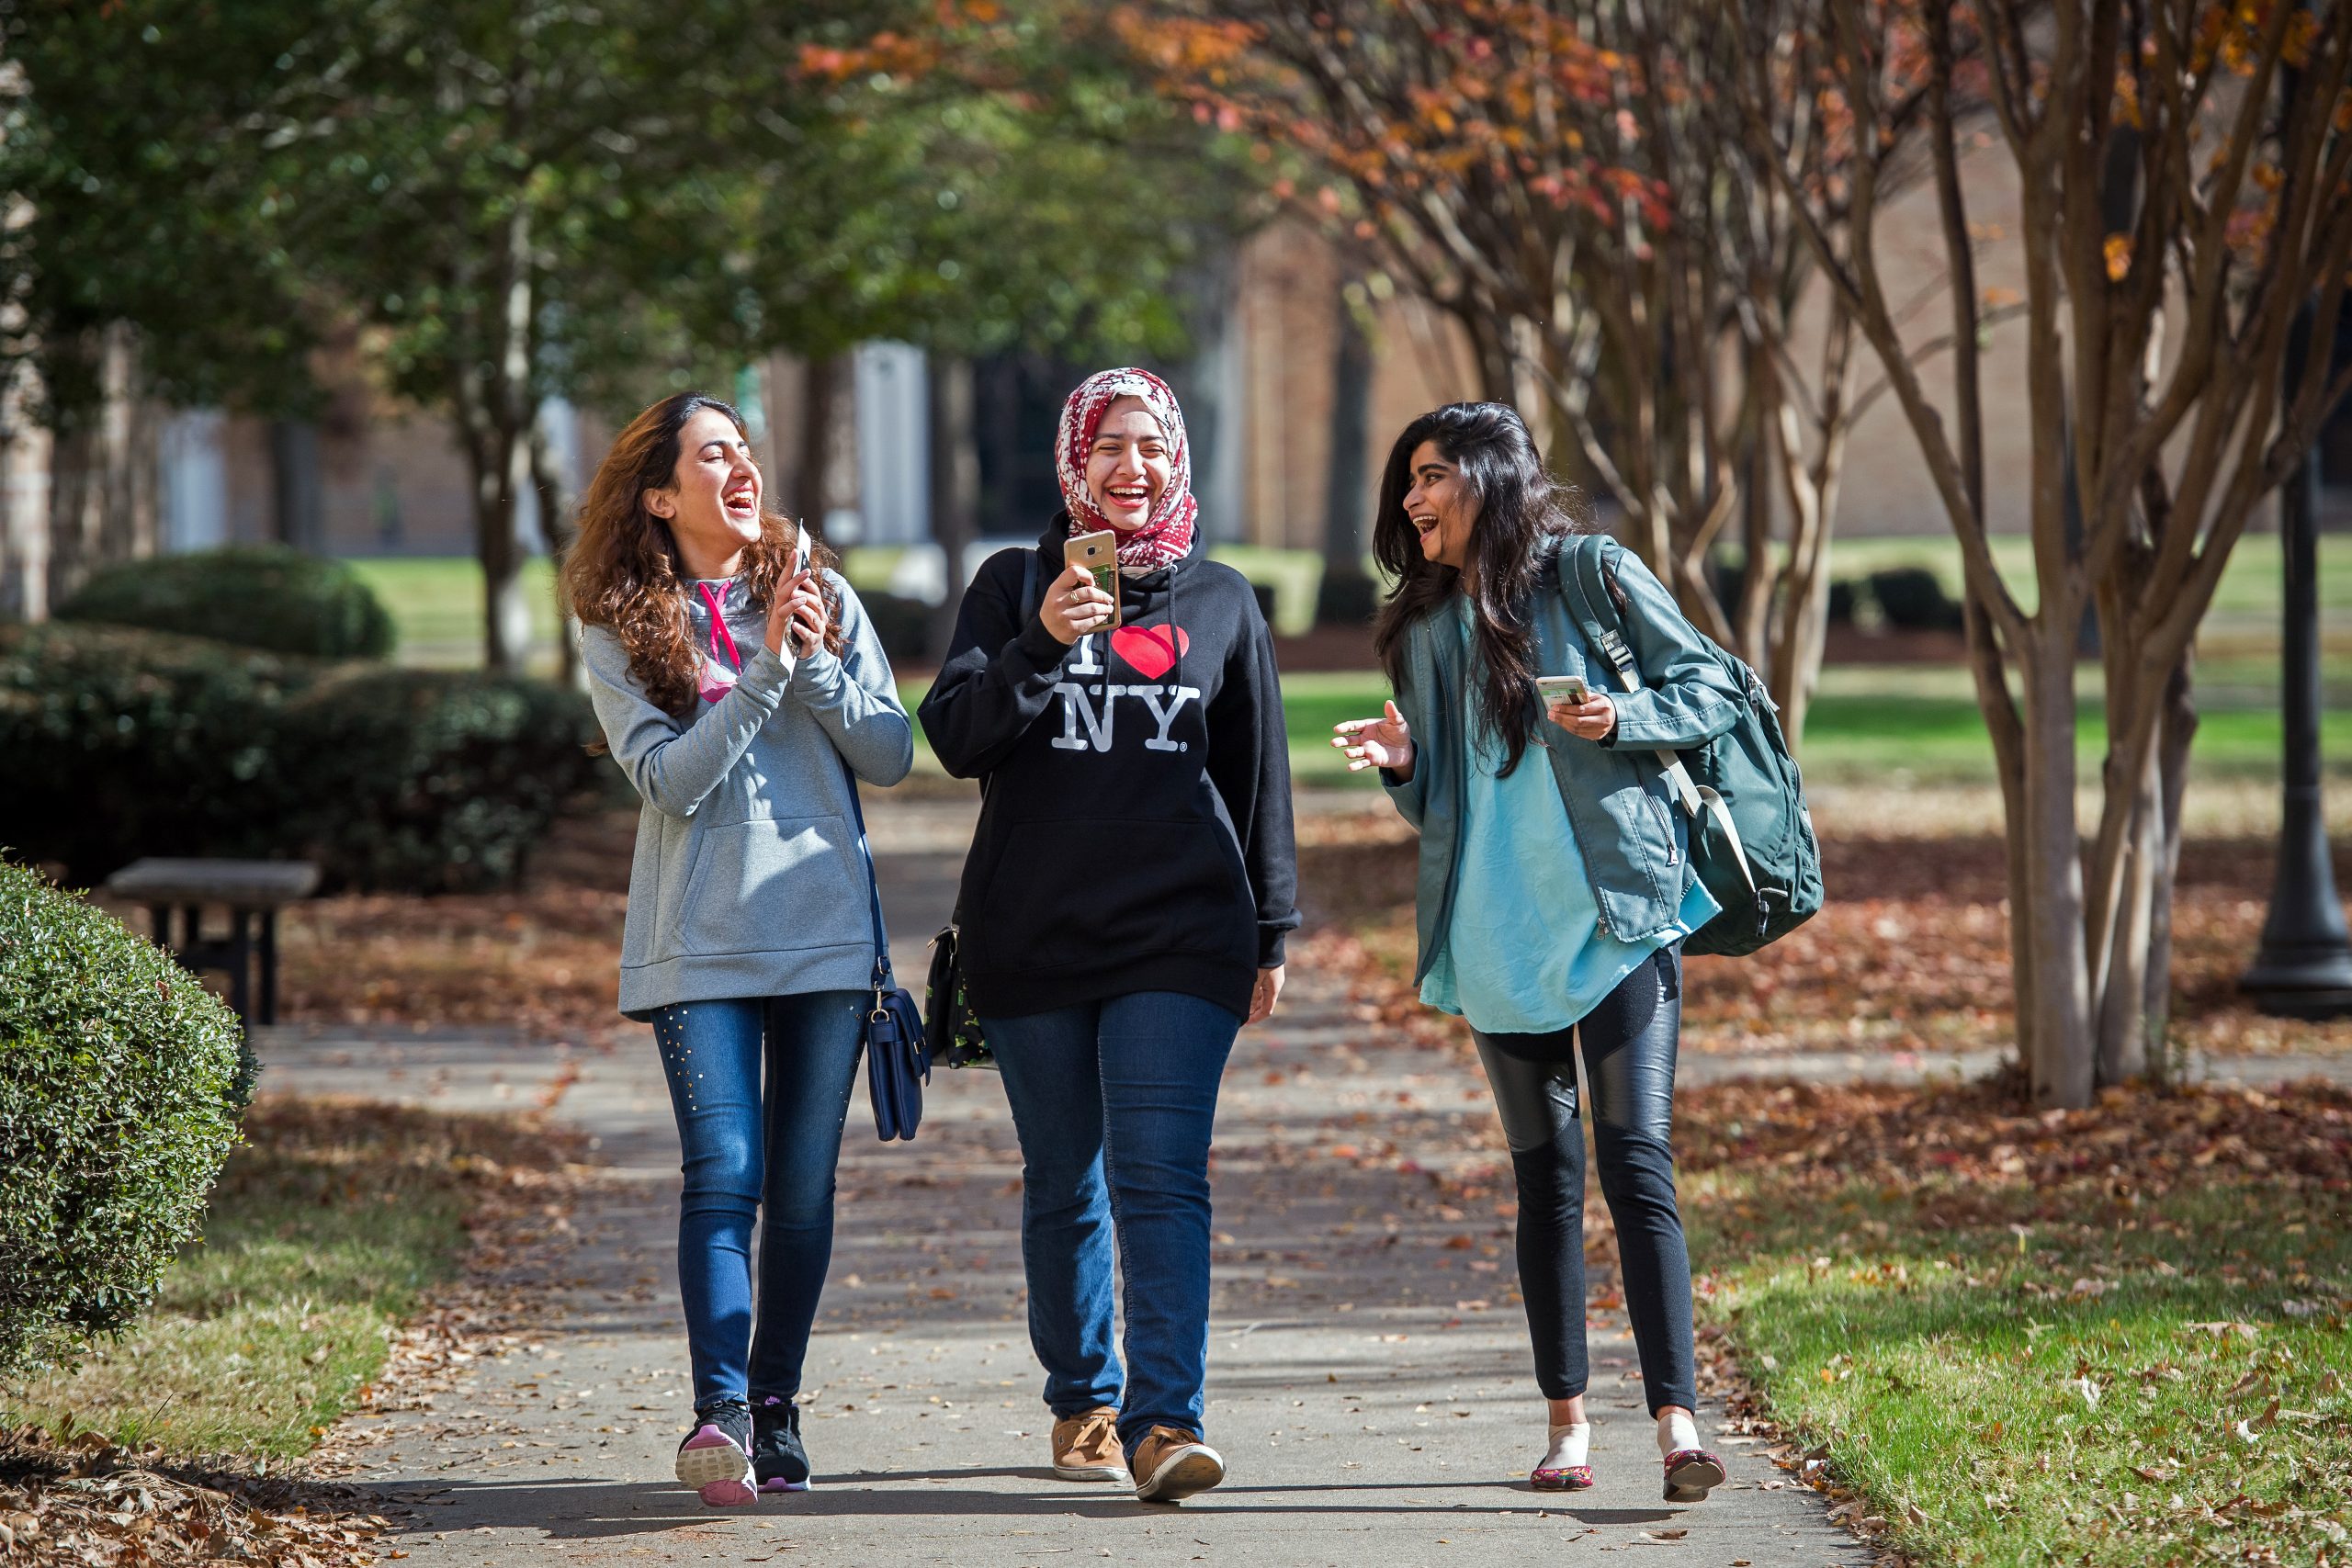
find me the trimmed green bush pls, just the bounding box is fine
[1314,570,1384,626]
[1868,566,1965,632]
[0,624,600,893]
[0,860,246,1379]
[56,546,397,660]
[859,591,933,662]
[277,667,605,893]
[0,624,307,886]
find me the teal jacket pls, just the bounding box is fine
[1382,536,1745,985]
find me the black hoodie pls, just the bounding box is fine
[918,516,1299,1021]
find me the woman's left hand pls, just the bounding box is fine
[1548,693,1617,742]
[1246,964,1285,1026]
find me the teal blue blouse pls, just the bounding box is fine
[1419,600,1718,1035]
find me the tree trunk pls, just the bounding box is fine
[800,352,846,534]
[926,355,979,665]
[44,419,95,609]
[2143,660,2198,1085]
[458,204,538,676]
[270,421,324,551]
[2018,636,2095,1107]
[1319,283,1374,621]
[0,372,36,621]
[530,413,579,687]
[1735,343,1775,675]
[2094,715,2163,1086]
[43,324,160,608]
[467,420,531,675]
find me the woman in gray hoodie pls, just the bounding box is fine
[565,392,912,1506]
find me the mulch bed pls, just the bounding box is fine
[1301,829,2352,1061]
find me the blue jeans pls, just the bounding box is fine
[980,991,1241,1451]
[650,990,865,1412]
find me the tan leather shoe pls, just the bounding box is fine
[1050,1406,1127,1482]
[1128,1425,1225,1503]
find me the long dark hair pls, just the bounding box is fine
[1370,402,1589,777]
[562,392,842,722]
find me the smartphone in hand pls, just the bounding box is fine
[1069,529,1123,629]
[1536,674,1593,708]
[787,527,818,656]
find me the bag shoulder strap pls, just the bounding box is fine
[838,758,893,993]
[1019,550,1041,623]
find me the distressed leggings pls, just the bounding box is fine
[1469,944,1696,1415]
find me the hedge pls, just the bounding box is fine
[0,624,310,886]
[0,624,602,893]
[0,860,247,1379]
[277,667,606,893]
[1868,566,1966,632]
[54,545,397,660]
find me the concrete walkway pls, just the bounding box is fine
[254,794,2352,1565]
[254,795,1888,1566]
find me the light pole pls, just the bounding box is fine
[2240,306,2352,1019]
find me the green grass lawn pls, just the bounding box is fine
[1815,533,2352,643]
[356,532,2348,674]
[357,548,2347,790]
[1681,1079,2352,1565]
[887,662,2352,789]
[347,555,561,665]
[5,1100,578,1459]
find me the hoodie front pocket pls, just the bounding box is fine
[672,815,865,959]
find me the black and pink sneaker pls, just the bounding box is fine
[752,1395,811,1492]
[674,1398,756,1506]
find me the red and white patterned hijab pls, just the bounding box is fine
[1055,367,1199,574]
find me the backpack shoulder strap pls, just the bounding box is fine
[1559,536,1758,897]
[1560,536,1639,693]
[1557,536,1704,818]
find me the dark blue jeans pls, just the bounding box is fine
[980,990,1241,1450]
[650,989,865,1412]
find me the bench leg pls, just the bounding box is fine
[227,910,253,1032]
[258,909,280,1027]
[148,904,172,949]
[183,904,204,953]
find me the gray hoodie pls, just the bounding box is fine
[581,570,913,1020]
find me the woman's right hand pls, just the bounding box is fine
[764,567,814,656]
[1332,700,1414,780]
[1039,559,1116,645]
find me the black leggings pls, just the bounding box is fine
[1470,944,1694,1415]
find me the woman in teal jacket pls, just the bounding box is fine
[1332,402,1741,1505]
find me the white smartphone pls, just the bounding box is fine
[788,529,817,654]
[1536,674,1593,707]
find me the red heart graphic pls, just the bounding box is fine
[1110,624,1191,680]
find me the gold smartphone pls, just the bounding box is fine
[1069,529,1122,628]
[1536,674,1592,707]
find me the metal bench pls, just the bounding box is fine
[104,858,321,1031]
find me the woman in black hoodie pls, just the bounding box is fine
[920,367,1297,1505]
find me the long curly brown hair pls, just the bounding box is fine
[563,392,842,721]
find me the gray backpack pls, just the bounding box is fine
[1559,536,1824,957]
